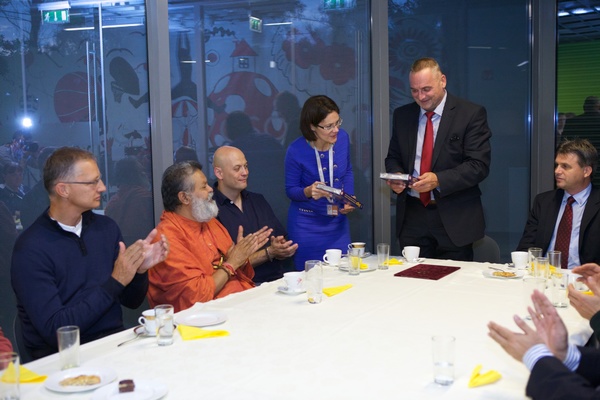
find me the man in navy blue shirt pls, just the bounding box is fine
[11,147,168,359]
[212,146,297,284]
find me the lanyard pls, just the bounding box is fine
[314,145,334,186]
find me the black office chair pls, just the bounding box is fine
[472,235,501,263]
[12,316,33,364]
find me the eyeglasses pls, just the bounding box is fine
[317,118,343,132]
[60,178,103,187]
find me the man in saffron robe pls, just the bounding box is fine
[148,161,271,312]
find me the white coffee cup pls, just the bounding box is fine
[348,242,366,257]
[402,246,420,262]
[323,249,342,265]
[138,309,157,335]
[511,251,529,269]
[283,271,304,291]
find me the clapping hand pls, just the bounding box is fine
[137,229,169,273]
[227,226,272,269]
[488,290,569,362]
[570,263,600,320]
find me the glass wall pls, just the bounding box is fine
[166,0,374,249]
[387,0,531,259]
[0,0,153,344]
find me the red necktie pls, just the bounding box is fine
[420,111,435,206]
[555,196,575,269]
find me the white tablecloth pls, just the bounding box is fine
[21,258,591,399]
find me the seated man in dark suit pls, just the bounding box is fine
[517,139,600,269]
[488,289,600,399]
[212,146,297,284]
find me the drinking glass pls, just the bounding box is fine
[57,325,80,370]
[0,352,19,400]
[155,304,175,346]
[528,247,542,273]
[523,277,546,319]
[550,272,569,308]
[532,256,550,279]
[377,243,390,270]
[348,248,362,275]
[432,335,455,386]
[547,250,561,271]
[305,260,323,304]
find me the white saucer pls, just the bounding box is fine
[277,286,306,295]
[405,257,425,263]
[134,325,156,337]
[338,264,377,273]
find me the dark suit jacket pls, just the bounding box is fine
[526,348,600,399]
[384,93,492,247]
[516,187,600,265]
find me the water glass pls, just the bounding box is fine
[547,250,561,271]
[532,256,550,279]
[348,247,362,276]
[377,243,390,270]
[523,277,546,319]
[57,325,80,370]
[155,304,175,346]
[550,272,569,308]
[0,352,19,400]
[432,335,455,386]
[528,247,542,272]
[305,260,323,304]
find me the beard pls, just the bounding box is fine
[190,193,219,222]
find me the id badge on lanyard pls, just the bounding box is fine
[314,145,337,216]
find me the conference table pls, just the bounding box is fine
[20,257,592,399]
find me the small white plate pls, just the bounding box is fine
[482,270,525,280]
[175,311,227,327]
[277,286,306,295]
[404,257,425,263]
[45,366,117,393]
[134,325,156,337]
[91,379,168,400]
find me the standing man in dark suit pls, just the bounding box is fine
[385,57,492,261]
[517,139,600,269]
[488,289,600,399]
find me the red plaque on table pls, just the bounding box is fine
[394,264,460,280]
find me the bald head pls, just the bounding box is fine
[213,146,249,197]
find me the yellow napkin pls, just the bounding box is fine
[468,364,501,388]
[385,258,403,266]
[1,364,47,383]
[177,325,229,341]
[323,284,353,297]
[360,262,369,270]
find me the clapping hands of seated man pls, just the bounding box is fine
[569,263,600,320]
[488,289,570,362]
[112,228,169,286]
[228,225,272,270]
[267,235,299,260]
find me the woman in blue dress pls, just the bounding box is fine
[285,95,356,270]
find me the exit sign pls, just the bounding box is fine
[42,9,70,24]
[249,16,262,33]
[324,0,355,10]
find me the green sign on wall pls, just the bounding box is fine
[42,9,70,24]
